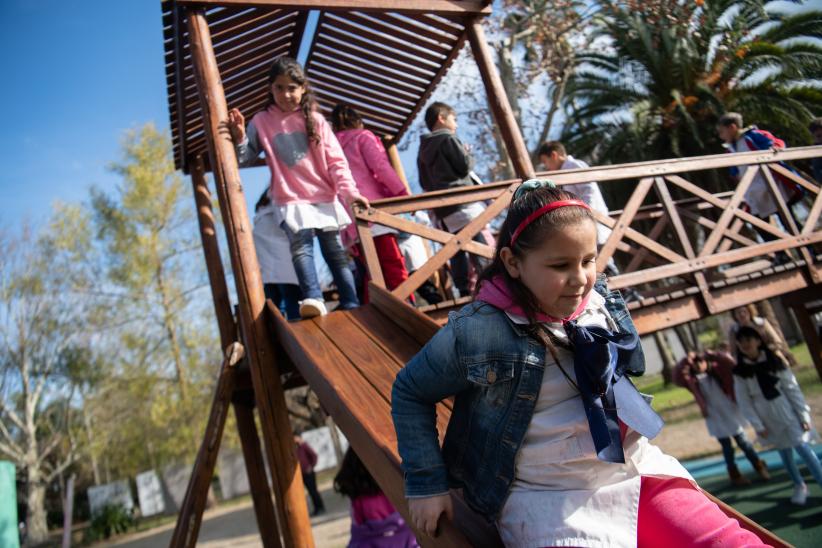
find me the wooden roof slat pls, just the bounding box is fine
[373,11,462,42]
[176,0,491,15]
[308,74,414,117]
[323,13,448,65]
[309,54,426,96]
[344,11,454,55]
[163,0,490,171]
[313,38,434,85]
[317,29,442,74]
[308,58,422,103]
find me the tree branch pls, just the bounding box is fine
[0,439,24,462]
[0,401,25,432]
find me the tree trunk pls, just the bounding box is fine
[653,330,675,386]
[83,405,101,485]
[26,472,48,545]
[156,263,188,402]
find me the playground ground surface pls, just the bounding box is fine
[91,351,822,547]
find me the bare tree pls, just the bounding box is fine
[0,226,91,544]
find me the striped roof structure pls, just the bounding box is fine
[161,0,491,172]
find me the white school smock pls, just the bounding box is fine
[695,373,747,439]
[497,292,692,548]
[733,358,816,449]
[253,202,298,285]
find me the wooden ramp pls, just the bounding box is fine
[271,284,789,548]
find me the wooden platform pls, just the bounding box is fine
[270,284,788,547]
[269,286,500,547]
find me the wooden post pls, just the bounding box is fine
[191,155,236,345]
[234,391,284,546]
[466,19,534,180]
[382,135,411,193]
[169,345,244,548]
[186,8,314,548]
[787,299,822,381]
[170,157,281,548]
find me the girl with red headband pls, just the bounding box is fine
[392,181,770,546]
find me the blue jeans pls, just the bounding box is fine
[778,443,822,487]
[281,225,359,310]
[718,433,759,468]
[264,283,301,321]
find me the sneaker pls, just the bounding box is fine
[299,298,327,319]
[790,483,808,505]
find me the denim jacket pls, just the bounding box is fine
[391,280,645,520]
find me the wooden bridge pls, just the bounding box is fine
[159,1,821,546]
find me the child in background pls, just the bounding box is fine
[253,189,301,320]
[728,304,798,367]
[417,102,490,297]
[334,448,419,547]
[227,57,368,318]
[392,181,770,546]
[674,351,770,486]
[330,104,411,302]
[733,326,822,505]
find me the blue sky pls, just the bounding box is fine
[0,1,430,233]
[0,1,172,228]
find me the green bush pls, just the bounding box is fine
[86,504,134,541]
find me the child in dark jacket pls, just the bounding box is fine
[417,101,489,296]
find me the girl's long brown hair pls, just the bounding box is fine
[266,57,319,144]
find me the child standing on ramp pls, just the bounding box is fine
[227,57,368,319]
[392,181,771,546]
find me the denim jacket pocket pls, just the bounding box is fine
[466,360,515,386]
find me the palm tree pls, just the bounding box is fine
[562,0,822,165]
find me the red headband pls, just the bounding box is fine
[510,199,591,247]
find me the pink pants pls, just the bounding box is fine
[636,476,771,547]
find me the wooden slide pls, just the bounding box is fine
[270,284,790,547]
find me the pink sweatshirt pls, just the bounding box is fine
[335,128,409,248]
[249,105,361,206]
[335,128,409,201]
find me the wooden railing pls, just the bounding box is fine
[354,145,822,333]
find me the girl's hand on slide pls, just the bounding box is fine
[408,494,453,537]
[352,195,370,209]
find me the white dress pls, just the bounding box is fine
[695,373,747,439]
[253,202,298,285]
[733,357,814,449]
[497,292,692,548]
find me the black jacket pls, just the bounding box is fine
[417,129,475,217]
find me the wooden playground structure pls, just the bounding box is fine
[160,1,822,546]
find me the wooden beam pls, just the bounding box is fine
[358,207,494,258]
[381,136,411,193]
[169,345,244,548]
[234,396,284,546]
[597,178,654,270]
[390,182,517,300]
[654,177,716,313]
[177,0,492,14]
[784,295,822,382]
[467,19,535,179]
[609,232,822,290]
[190,155,235,346]
[186,9,314,548]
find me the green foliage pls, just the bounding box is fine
[85,504,134,541]
[563,0,822,165]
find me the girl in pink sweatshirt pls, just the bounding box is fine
[331,104,411,303]
[227,57,368,318]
